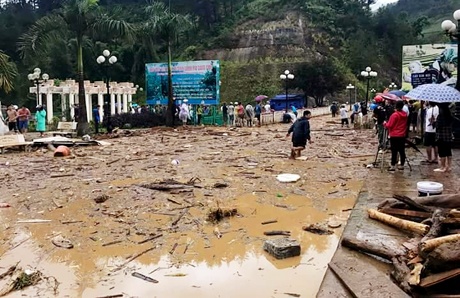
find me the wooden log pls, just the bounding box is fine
[419,268,460,288]
[392,194,434,212]
[368,209,430,235]
[171,209,188,226]
[379,207,431,221]
[264,230,291,236]
[420,234,460,254]
[425,240,460,272]
[341,236,405,261]
[391,256,412,294]
[421,209,446,244]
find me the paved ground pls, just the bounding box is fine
[317,147,460,297]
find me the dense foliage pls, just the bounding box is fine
[0,0,457,109]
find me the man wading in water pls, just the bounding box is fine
[286,110,313,159]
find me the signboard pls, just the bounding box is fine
[145,60,220,105]
[402,44,457,90]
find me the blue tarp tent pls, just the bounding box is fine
[269,94,305,111]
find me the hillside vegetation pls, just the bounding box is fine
[0,0,456,107]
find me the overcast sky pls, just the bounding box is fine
[371,0,399,11]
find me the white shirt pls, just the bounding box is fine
[264,104,271,112]
[340,107,348,119]
[403,104,410,115]
[425,106,439,133]
[228,105,235,116]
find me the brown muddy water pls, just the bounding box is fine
[0,118,376,297]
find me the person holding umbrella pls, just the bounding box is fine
[384,101,408,171]
[434,103,453,172]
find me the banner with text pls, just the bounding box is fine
[145,60,220,106]
[402,43,457,91]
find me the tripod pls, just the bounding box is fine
[373,128,413,172]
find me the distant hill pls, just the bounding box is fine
[388,0,460,42]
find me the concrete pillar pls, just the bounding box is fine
[110,93,116,115]
[128,94,133,113]
[46,93,53,123]
[85,94,91,122]
[117,94,122,114]
[98,93,104,121]
[123,93,128,113]
[69,93,75,120]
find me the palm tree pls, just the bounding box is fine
[143,0,194,126]
[18,0,133,135]
[0,51,18,94]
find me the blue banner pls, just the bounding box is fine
[145,60,220,105]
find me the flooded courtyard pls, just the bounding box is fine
[0,116,377,297]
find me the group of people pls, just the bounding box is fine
[0,104,47,136]
[373,98,454,173]
[221,101,271,127]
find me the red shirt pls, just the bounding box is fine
[384,110,407,137]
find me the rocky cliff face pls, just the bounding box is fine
[200,13,320,63]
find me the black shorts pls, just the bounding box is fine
[437,140,452,157]
[424,132,436,147]
[8,122,16,131]
[293,139,307,148]
[255,114,260,121]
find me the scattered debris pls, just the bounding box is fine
[138,234,163,245]
[164,273,187,277]
[213,182,228,188]
[53,145,71,157]
[302,224,334,235]
[261,219,278,225]
[213,227,222,239]
[207,207,238,223]
[102,240,122,247]
[263,238,301,259]
[0,268,42,297]
[94,195,110,204]
[131,272,158,283]
[51,235,73,249]
[17,219,52,224]
[264,230,291,236]
[327,221,342,229]
[284,293,301,297]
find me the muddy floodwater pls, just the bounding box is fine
[0,116,377,297]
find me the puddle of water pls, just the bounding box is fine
[0,185,358,297]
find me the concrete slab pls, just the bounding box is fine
[317,149,460,297]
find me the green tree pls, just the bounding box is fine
[18,0,133,135]
[0,51,18,93]
[294,58,346,107]
[142,0,193,126]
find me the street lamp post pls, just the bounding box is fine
[441,11,460,90]
[360,67,378,107]
[389,82,397,90]
[97,50,117,133]
[28,68,49,107]
[280,70,294,112]
[346,84,355,110]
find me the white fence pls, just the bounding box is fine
[260,107,330,125]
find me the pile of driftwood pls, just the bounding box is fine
[342,193,460,296]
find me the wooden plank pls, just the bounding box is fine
[419,268,460,288]
[380,208,432,220]
[328,260,409,298]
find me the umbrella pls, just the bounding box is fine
[379,93,402,102]
[389,90,406,97]
[405,84,460,103]
[255,95,268,102]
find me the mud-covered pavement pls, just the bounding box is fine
[0,116,377,298]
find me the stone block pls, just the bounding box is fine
[263,238,301,259]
